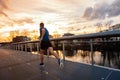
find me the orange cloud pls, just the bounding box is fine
[13,18,34,26]
[0,0,10,17]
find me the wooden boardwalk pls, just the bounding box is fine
[0,49,120,80]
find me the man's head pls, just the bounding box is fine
[40,22,44,28]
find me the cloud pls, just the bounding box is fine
[83,2,109,20]
[14,18,34,25]
[83,0,120,20]
[0,17,34,28]
[108,0,120,17]
[0,0,10,17]
[35,7,59,14]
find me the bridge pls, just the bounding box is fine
[0,30,120,80]
[0,49,120,80]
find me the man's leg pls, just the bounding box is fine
[48,47,63,67]
[48,47,59,59]
[40,49,45,65]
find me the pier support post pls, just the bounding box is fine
[90,39,94,65]
[25,44,27,52]
[30,43,32,52]
[36,43,39,53]
[62,42,65,60]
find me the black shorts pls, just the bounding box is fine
[40,41,52,50]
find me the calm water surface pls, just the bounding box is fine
[56,50,120,69]
[33,50,120,69]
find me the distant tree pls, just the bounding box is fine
[95,22,102,32]
[21,29,30,36]
[52,31,61,38]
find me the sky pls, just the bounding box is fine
[0,0,120,36]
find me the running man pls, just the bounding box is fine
[39,22,63,67]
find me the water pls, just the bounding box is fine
[33,49,120,70]
[56,50,120,70]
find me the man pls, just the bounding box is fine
[39,22,63,67]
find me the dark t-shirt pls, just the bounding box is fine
[40,28,50,41]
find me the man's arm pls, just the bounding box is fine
[40,28,45,41]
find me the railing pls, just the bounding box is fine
[1,30,120,66]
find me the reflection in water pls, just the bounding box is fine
[56,50,120,69]
[32,51,38,54]
[32,49,120,69]
[101,51,120,69]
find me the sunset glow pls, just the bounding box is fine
[0,0,120,42]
